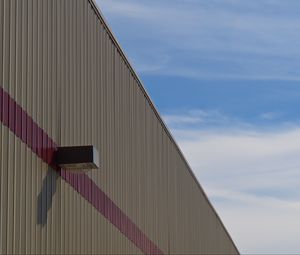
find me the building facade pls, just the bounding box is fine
[0,0,238,254]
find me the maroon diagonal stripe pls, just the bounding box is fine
[0,86,163,255]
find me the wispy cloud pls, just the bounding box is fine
[162,109,289,131]
[260,111,282,120]
[211,187,300,254]
[162,109,239,129]
[97,0,300,80]
[95,1,300,252]
[165,111,300,253]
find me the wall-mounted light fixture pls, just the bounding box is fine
[55,145,100,172]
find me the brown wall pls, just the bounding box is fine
[0,0,239,254]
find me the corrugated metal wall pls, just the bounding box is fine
[0,0,239,254]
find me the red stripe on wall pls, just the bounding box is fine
[0,86,163,255]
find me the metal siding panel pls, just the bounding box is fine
[13,1,22,253]
[0,0,3,87]
[0,87,2,122]
[24,3,32,252]
[0,91,2,254]
[6,1,15,254]
[0,126,8,255]
[0,0,238,254]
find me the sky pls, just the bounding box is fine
[96,0,300,254]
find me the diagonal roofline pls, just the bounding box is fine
[88,0,240,253]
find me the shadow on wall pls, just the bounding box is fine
[37,167,59,226]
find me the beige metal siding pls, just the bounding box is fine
[0,0,238,254]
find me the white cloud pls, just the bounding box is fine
[162,114,202,126]
[163,109,237,129]
[96,0,300,80]
[213,189,300,254]
[164,111,300,254]
[95,0,300,251]
[260,111,282,120]
[176,128,300,171]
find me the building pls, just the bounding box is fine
[0,0,239,254]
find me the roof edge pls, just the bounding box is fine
[88,0,239,253]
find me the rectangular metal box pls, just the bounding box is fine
[55,145,100,171]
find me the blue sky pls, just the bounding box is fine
[96,0,300,253]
